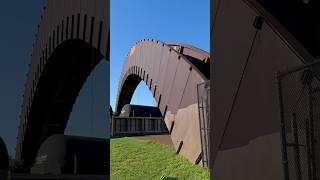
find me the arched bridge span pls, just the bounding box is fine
[116,39,209,164]
[16,0,109,171]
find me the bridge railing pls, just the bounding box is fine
[197,80,210,168]
[111,116,168,137]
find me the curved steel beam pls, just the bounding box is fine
[116,39,209,164]
[16,0,109,171]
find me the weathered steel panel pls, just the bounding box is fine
[132,45,139,75]
[145,41,154,78]
[98,0,107,57]
[222,24,303,150]
[211,0,259,163]
[180,70,204,108]
[134,43,142,77]
[149,41,162,94]
[154,46,169,113]
[78,0,85,41]
[139,41,148,80]
[151,42,164,92]
[89,1,98,47]
[173,70,203,163]
[17,0,109,166]
[167,59,191,115]
[210,0,317,179]
[213,16,306,180]
[116,40,208,164]
[161,50,180,123]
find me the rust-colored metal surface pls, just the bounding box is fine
[16,0,109,171]
[210,0,317,179]
[115,39,209,164]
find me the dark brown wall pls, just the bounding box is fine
[210,0,317,179]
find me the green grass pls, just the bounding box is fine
[111,137,209,180]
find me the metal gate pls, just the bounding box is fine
[197,80,210,168]
[278,61,320,180]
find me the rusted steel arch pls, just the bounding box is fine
[167,42,211,63]
[116,39,209,164]
[167,43,210,79]
[16,0,109,171]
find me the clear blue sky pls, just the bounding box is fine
[0,0,45,157]
[110,0,210,110]
[0,1,108,156]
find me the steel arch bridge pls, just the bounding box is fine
[115,39,210,164]
[16,0,109,171]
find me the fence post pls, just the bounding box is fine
[111,115,114,136]
[306,119,313,179]
[277,72,289,180]
[307,82,317,180]
[292,113,302,180]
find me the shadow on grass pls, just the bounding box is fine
[161,177,178,180]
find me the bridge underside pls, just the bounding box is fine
[21,40,103,170]
[116,75,141,113]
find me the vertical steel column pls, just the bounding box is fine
[135,118,137,132]
[143,119,145,132]
[308,83,317,180]
[277,72,289,180]
[197,83,205,167]
[306,119,313,179]
[292,113,302,180]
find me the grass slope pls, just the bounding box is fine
[111,137,209,180]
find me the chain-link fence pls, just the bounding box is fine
[278,61,320,180]
[197,80,210,168]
